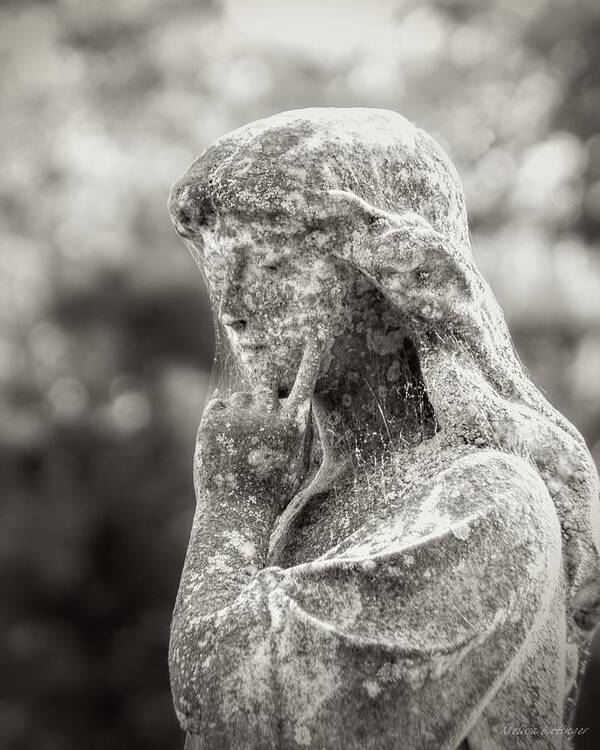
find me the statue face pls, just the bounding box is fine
[194,216,355,394]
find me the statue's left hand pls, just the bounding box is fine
[194,337,322,510]
[324,190,475,327]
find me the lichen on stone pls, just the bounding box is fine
[167,108,600,749]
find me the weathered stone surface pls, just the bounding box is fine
[168,108,600,749]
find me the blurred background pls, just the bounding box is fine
[1,0,599,748]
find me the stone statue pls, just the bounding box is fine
[167,108,600,749]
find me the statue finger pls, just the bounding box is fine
[284,335,322,418]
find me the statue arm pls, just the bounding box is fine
[169,340,323,740]
[170,451,563,749]
[327,191,600,630]
[325,190,531,400]
[169,486,281,738]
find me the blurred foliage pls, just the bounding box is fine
[0,0,599,748]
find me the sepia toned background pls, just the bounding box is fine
[1,0,600,748]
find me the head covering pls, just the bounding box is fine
[169,108,469,248]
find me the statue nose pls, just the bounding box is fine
[220,312,247,333]
[219,271,253,333]
[168,179,214,237]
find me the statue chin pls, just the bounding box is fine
[237,342,315,400]
[238,352,291,396]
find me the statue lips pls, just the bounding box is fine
[239,341,266,350]
[237,341,267,357]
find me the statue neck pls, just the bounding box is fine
[311,331,436,467]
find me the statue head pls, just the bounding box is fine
[168,108,469,403]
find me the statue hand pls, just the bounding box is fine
[325,190,474,325]
[194,338,322,510]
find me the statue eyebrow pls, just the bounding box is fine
[257,249,290,265]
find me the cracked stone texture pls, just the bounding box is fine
[167,108,600,749]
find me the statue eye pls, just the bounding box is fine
[259,257,283,272]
